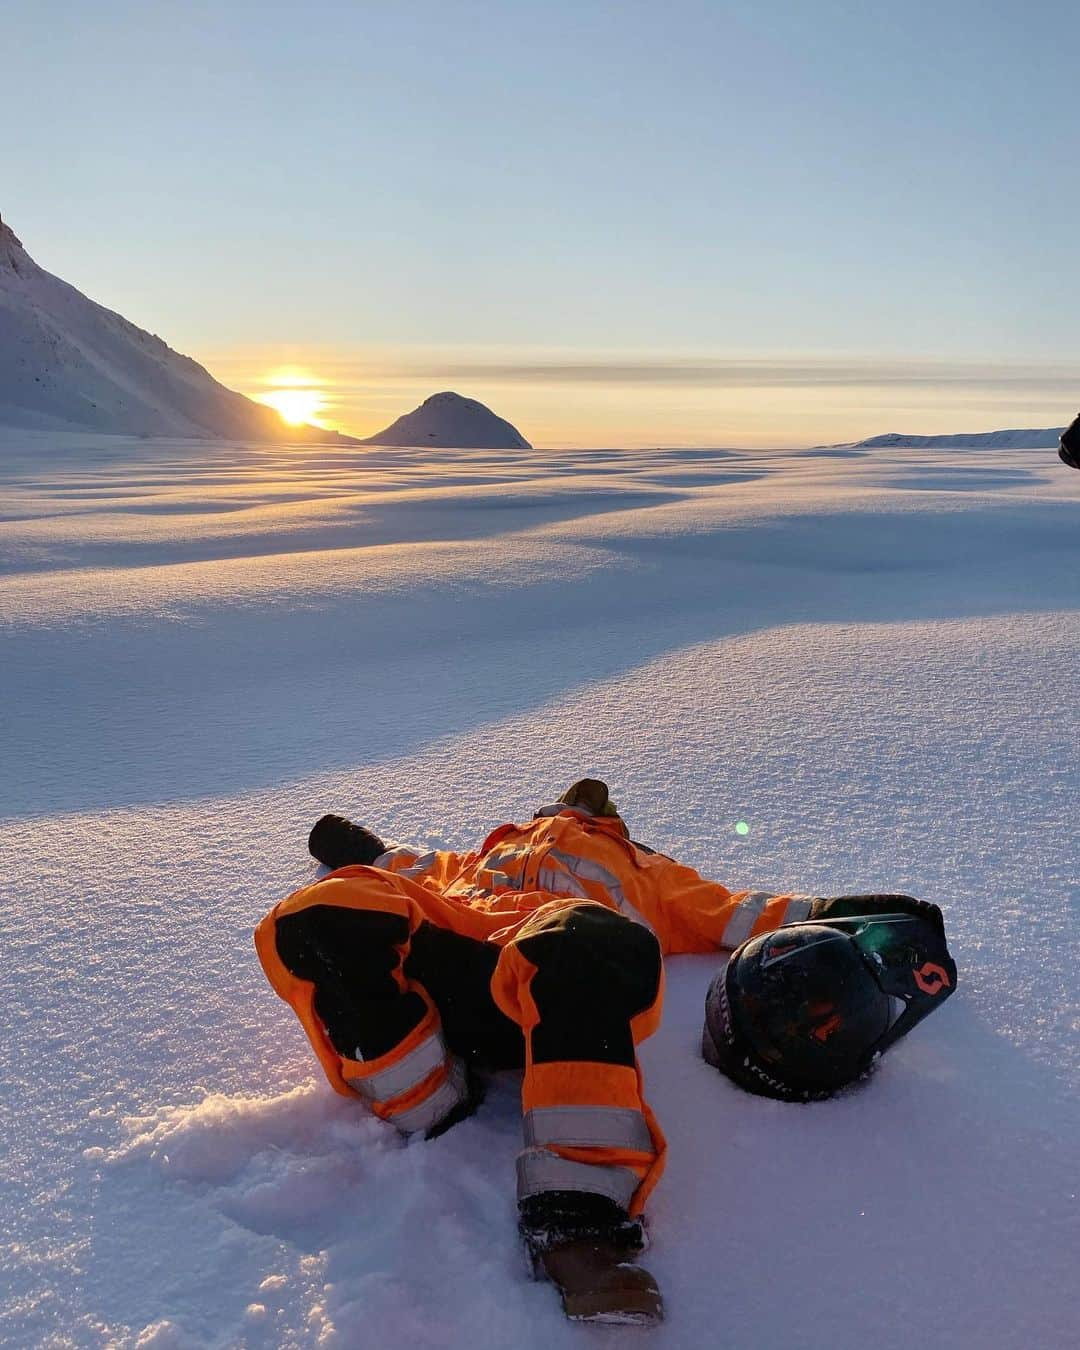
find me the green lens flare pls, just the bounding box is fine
[735,821,750,836]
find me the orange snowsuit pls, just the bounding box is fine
[256,803,813,1216]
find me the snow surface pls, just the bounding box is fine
[0,216,349,444]
[360,391,532,450]
[1,432,1077,1349]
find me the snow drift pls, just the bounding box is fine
[360,390,531,448]
[0,213,353,443]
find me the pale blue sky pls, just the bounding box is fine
[4,1,1078,443]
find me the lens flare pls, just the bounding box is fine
[735,821,750,836]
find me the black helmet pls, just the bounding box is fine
[703,915,956,1101]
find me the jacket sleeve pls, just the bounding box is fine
[372,845,475,889]
[642,854,816,955]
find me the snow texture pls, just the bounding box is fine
[0,214,352,444]
[0,431,1077,1349]
[360,391,532,449]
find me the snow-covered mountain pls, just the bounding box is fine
[0,212,353,442]
[854,426,1065,449]
[361,390,531,448]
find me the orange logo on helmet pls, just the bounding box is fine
[913,962,951,995]
[812,1013,843,1043]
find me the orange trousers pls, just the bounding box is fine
[256,866,667,1215]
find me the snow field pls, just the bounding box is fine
[0,435,1077,1347]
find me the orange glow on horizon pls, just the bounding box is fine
[254,370,330,427]
[206,349,1071,449]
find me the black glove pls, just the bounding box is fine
[1060,413,1080,470]
[308,814,386,870]
[808,893,946,937]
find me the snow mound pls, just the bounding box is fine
[105,1083,381,1184]
[361,390,531,449]
[0,211,353,444]
[855,426,1065,449]
[105,1083,395,1233]
[133,1321,202,1350]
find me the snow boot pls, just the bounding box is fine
[536,1239,662,1324]
[520,1192,663,1325]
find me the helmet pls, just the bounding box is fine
[703,915,956,1101]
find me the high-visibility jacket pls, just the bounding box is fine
[365,804,813,955]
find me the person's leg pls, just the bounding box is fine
[256,866,473,1136]
[489,902,666,1252]
[406,922,525,1072]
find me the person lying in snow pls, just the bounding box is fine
[255,778,956,1324]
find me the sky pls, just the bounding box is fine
[3,0,1079,446]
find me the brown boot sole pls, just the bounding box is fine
[538,1239,664,1325]
[562,1287,664,1325]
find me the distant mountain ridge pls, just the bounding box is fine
[853,427,1065,449]
[361,391,531,449]
[0,212,355,443]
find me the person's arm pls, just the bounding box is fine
[371,844,475,888]
[307,814,472,886]
[806,892,946,934]
[640,853,815,955]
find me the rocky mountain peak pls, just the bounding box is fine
[0,213,27,272]
[360,390,531,449]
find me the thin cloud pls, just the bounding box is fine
[205,348,1078,396]
[404,358,1080,391]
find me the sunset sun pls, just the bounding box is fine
[258,384,326,427]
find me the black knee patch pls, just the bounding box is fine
[515,905,662,1066]
[275,904,427,1059]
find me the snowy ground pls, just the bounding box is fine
[1,431,1077,1349]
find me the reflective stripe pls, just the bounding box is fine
[372,845,426,871]
[545,848,654,931]
[781,896,814,925]
[399,850,440,879]
[484,846,530,873]
[721,891,772,948]
[523,1106,653,1153]
[390,1060,467,1135]
[535,865,590,898]
[516,1147,640,1208]
[478,846,531,893]
[548,848,623,896]
[346,1027,449,1104]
